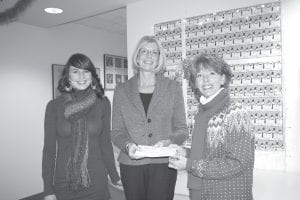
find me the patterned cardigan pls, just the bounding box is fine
[187,89,255,200]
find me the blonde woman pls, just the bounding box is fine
[111,36,188,200]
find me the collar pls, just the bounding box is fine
[199,88,229,112]
[199,88,224,105]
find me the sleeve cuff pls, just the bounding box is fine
[125,142,131,153]
[124,141,136,154]
[110,172,120,183]
[187,159,205,177]
[119,139,132,153]
[186,158,193,172]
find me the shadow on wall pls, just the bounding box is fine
[0,0,36,25]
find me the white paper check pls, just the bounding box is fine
[134,145,177,158]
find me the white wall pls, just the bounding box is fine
[127,0,276,75]
[127,0,300,199]
[127,0,300,173]
[281,0,300,174]
[0,22,126,200]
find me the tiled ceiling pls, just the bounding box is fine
[0,0,142,36]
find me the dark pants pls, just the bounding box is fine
[120,163,177,200]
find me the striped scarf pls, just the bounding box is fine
[63,89,97,192]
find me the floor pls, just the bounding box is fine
[22,169,300,200]
[173,169,300,200]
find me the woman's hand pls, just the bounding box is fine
[127,143,145,160]
[153,139,171,147]
[168,144,187,157]
[111,179,123,190]
[109,177,123,190]
[168,155,187,171]
[43,194,57,200]
[113,179,123,186]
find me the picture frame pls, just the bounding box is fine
[51,64,101,99]
[52,64,64,99]
[103,54,128,90]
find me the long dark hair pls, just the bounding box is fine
[58,53,104,98]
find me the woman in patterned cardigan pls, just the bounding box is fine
[169,53,255,200]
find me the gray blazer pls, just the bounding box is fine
[111,74,188,165]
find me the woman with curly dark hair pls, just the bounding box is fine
[42,53,121,200]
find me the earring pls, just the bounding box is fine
[91,77,98,90]
[91,81,97,90]
[65,82,72,92]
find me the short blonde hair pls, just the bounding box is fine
[132,35,166,74]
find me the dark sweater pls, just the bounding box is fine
[187,89,254,200]
[139,93,153,116]
[42,94,119,199]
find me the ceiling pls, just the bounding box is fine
[0,0,143,36]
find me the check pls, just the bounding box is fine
[134,145,177,158]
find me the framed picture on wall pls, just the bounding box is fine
[52,64,64,99]
[103,54,128,90]
[51,64,101,99]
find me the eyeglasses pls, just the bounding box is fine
[139,48,160,57]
